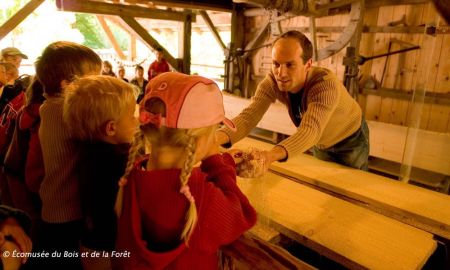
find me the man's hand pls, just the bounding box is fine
[264,145,288,164]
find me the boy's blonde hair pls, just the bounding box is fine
[63,75,135,141]
[35,41,102,96]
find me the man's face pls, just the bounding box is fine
[0,66,6,86]
[6,68,18,83]
[3,55,22,69]
[271,37,312,93]
[156,51,163,62]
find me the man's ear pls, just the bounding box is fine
[305,58,313,72]
[104,120,117,137]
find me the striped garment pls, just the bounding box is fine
[39,96,81,222]
[221,67,362,160]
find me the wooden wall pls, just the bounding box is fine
[246,2,449,134]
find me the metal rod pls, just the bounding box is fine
[360,45,420,64]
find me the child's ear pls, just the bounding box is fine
[104,120,116,137]
[60,79,70,90]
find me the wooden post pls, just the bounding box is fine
[129,35,136,61]
[178,13,192,74]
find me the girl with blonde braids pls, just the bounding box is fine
[115,72,257,270]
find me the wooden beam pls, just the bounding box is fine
[135,0,233,12]
[199,11,227,52]
[96,15,126,60]
[316,0,359,15]
[120,16,178,70]
[0,0,45,40]
[56,0,190,22]
[365,0,428,8]
[242,17,270,59]
[234,151,437,270]
[288,26,450,34]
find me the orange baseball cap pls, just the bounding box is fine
[140,72,236,131]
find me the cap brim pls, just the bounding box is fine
[223,117,237,132]
[6,53,28,59]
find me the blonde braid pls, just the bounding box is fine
[180,135,198,244]
[115,130,144,217]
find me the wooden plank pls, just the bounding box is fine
[359,7,379,116]
[368,120,450,175]
[120,16,178,70]
[235,137,450,241]
[386,5,408,126]
[434,34,450,93]
[56,0,190,22]
[235,161,436,270]
[376,6,395,124]
[361,88,450,105]
[96,15,126,60]
[0,0,45,40]
[426,104,450,132]
[364,6,384,121]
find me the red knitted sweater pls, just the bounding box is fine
[116,153,257,270]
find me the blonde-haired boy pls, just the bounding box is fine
[64,75,137,270]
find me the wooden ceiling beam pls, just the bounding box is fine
[96,15,126,59]
[120,16,178,69]
[56,0,193,22]
[129,0,233,12]
[0,0,45,40]
[199,11,227,53]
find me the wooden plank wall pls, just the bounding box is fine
[247,2,449,133]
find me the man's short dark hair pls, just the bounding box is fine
[273,31,313,63]
[135,65,144,71]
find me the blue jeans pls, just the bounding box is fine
[312,119,369,171]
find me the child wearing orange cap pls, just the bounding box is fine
[115,72,256,270]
